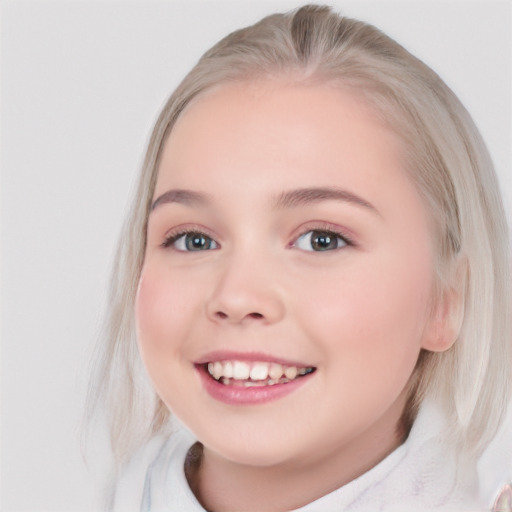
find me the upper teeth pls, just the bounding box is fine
[207,360,312,382]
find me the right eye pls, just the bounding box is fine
[163,231,219,252]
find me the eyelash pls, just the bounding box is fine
[161,225,355,252]
[161,228,218,250]
[292,227,354,252]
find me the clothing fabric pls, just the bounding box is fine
[112,400,512,511]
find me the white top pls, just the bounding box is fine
[112,400,512,511]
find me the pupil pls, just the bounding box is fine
[312,231,336,251]
[186,234,209,250]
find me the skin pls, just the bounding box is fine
[136,81,454,511]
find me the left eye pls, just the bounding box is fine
[294,230,348,252]
[166,232,219,252]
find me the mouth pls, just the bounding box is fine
[201,360,316,387]
[195,357,316,405]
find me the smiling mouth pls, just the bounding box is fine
[201,360,316,387]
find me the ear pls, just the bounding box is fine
[421,261,466,353]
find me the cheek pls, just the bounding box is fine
[135,266,196,360]
[297,250,433,379]
[134,263,211,413]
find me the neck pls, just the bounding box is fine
[186,395,408,512]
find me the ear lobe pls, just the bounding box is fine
[421,261,467,353]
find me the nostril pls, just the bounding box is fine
[213,311,264,321]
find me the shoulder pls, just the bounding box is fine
[110,434,173,511]
[110,429,199,511]
[478,403,512,511]
[296,400,512,512]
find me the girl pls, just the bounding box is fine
[88,4,512,511]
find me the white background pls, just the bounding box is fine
[1,1,510,510]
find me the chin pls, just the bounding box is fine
[196,428,304,467]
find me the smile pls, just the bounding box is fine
[195,354,316,405]
[205,360,315,387]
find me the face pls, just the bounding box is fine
[136,81,438,472]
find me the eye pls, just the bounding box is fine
[163,231,219,251]
[294,230,349,252]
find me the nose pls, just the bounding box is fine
[205,251,286,325]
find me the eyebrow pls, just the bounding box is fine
[150,186,379,216]
[151,189,211,211]
[273,187,380,215]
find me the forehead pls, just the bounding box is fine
[155,81,409,198]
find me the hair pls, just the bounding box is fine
[86,4,511,469]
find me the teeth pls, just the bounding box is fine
[243,381,261,387]
[223,361,234,378]
[284,366,298,380]
[212,361,223,380]
[269,363,284,380]
[233,361,250,379]
[250,363,269,381]
[206,360,314,384]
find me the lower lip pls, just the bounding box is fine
[197,366,313,405]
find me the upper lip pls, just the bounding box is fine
[194,350,314,368]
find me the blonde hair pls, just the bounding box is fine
[86,4,511,467]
